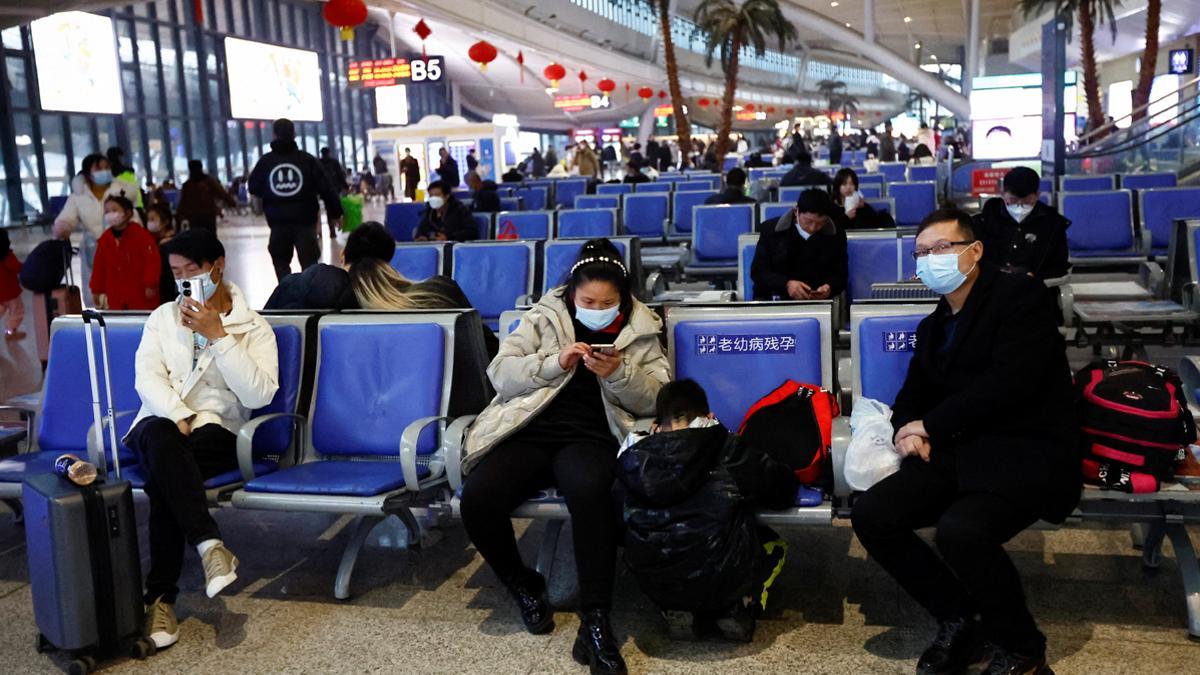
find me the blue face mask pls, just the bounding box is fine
[916,246,977,296]
[91,169,113,186]
[575,304,619,331]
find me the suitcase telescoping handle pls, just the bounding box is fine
[81,310,121,480]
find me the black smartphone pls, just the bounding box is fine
[590,343,616,356]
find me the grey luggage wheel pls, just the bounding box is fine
[34,633,49,653]
[130,637,156,659]
[68,655,95,674]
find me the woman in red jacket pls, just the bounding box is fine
[90,195,161,310]
[0,228,24,339]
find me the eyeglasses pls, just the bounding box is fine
[911,240,975,260]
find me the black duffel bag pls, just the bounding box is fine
[19,239,72,293]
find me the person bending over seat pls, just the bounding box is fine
[973,166,1070,282]
[750,188,848,301]
[264,221,396,310]
[459,238,670,675]
[348,257,499,358]
[616,379,795,641]
[124,228,279,650]
[850,208,1078,675]
[415,180,477,242]
[705,167,757,206]
[779,149,832,187]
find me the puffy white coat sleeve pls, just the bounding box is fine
[602,336,671,417]
[487,310,568,401]
[134,311,196,423]
[210,318,279,410]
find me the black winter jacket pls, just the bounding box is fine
[750,210,849,300]
[248,139,343,227]
[974,197,1071,280]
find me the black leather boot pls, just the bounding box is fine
[983,646,1052,675]
[572,609,627,674]
[916,617,981,675]
[505,571,553,634]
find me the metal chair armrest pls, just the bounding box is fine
[1057,282,1075,327]
[1140,261,1166,298]
[236,413,307,484]
[0,405,36,452]
[443,415,477,492]
[1140,228,1153,258]
[400,416,453,492]
[830,416,852,500]
[86,410,136,477]
[1043,274,1069,288]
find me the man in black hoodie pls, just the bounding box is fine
[750,189,848,301]
[779,149,832,187]
[249,118,343,280]
[264,222,395,310]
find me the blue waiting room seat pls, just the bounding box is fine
[556,208,617,239]
[390,242,451,281]
[554,178,588,209]
[1060,189,1140,263]
[737,234,757,300]
[516,186,548,211]
[541,237,635,293]
[1122,172,1177,190]
[596,183,632,196]
[384,203,426,241]
[1061,174,1117,192]
[621,193,669,239]
[888,182,937,227]
[451,241,538,330]
[635,182,672,193]
[493,211,552,240]
[575,195,620,210]
[877,162,907,183]
[671,190,719,238]
[1138,187,1200,256]
[907,165,937,183]
[685,203,754,278]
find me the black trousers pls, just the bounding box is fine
[267,221,320,280]
[851,457,1045,655]
[186,213,217,233]
[460,436,618,611]
[127,417,238,604]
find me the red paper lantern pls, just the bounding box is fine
[468,40,498,71]
[544,63,566,90]
[624,81,631,103]
[786,107,795,114]
[597,78,616,94]
[413,19,432,57]
[698,98,710,108]
[637,86,653,102]
[578,70,588,94]
[323,0,368,41]
[658,90,667,99]
[744,104,755,112]
[516,50,525,83]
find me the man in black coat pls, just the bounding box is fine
[466,172,501,213]
[851,208,1077,675]
[264,222,395,310]
[248,118,344,280]
[437,147,461,188]
[705,167,757,206]
[415,180,477,242]
[750,189,847,300]
[779,150,832,188]
[974,166,1071,281]
[827,131,843,166]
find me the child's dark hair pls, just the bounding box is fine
[146,202,173,229]
[654,379,710,427]
[104,194,134,214]
[559,238,631,315]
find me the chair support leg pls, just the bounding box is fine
[1,498,22,524]
[535,519,564,582]
[1141,522,1167,569]
[334,515,383,601]
[1164,523,1200,640]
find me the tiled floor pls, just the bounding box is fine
[3,213,1200,673]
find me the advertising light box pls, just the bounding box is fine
[225,37,323,121]
[969,72,1078,160]
[31,12,123,115]
[375,84,409,125]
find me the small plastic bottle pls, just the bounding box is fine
[54,454,98,486]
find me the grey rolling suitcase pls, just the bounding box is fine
[23,310,153,673]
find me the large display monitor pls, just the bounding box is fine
[375,85,409,126]
[30,12,123,115]
[969,72,1078,160]
[225,37,323,121]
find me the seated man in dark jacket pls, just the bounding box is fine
[616,380,795,641]
[851,208,1077,675]
[264,221,395,310]
[705,167,757,205]
[750,189,848,301]
[779,149,832,187]
[466,171,501,213]
[415,180,477,242]
[621,161,651,184]
[973,166,1070,282]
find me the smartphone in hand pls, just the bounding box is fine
[179,277,207,308]
[590,343,616,356]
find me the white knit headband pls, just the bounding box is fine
[570,256,627,277]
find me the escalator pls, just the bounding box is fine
[1067,76,1200,181]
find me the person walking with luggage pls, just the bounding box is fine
[248,119,343,281]
[176,160,236,234]
[459,239,670,674]
[124,228,278,650]
[850,209,1077,675]
[89,196,161,310]
[53,153,141,304]
[0,229,24,340]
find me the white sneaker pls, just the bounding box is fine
[144,599,179,649]
[201,542,239,598]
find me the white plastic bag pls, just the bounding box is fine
[845,398,901,492]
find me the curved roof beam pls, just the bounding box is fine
[779,2,970,119]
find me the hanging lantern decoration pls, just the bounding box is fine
[516,50,525,83]
[578,70,588,94]
[658,90,667,100]
[323,0,368,41]
[597,78,616,95]
[744,104,755,112]
[767,106,776,114]
[786,107,795,115]
[468,40,498,71]
[624,82,631,103]
[413,19,432,57]
[544,63,566,91]
[637,86,654,102]
[193,0,203,23]
[697,98,710,108]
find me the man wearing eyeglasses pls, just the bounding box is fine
[749,188,848,301]
[851,208,1077,675]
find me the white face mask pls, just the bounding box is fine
[146,218,163,233]
[103,211,127,227]
[575,304,619,331]
[1007,203,1034,223]
[427,196,445,210]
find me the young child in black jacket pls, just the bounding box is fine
[616,380,796,641]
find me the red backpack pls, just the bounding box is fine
[1075,360,1197,493]
[738,380,839,485]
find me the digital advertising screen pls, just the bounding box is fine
[225,37,323,121]
[30,11,123,115]
[375,85,409,125]
[969,72,1078,160]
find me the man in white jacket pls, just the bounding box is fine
[123,228,279,650]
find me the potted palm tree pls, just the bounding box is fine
[816,79,848,119]
[617,1,694,167]
[1132,0,1160,121]
[694,0,797,168]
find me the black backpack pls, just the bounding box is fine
[19,239,72,293]
[1075,360,1197,493]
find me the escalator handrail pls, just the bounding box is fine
[1077,74,1200,148]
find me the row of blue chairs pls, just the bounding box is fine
[749,162,938,186]
[1059,186,1200,262]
